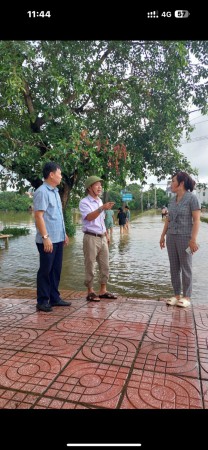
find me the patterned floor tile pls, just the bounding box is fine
[0,289,37,299]
[0,298,29,306]
[201,380,208,408]
[44,359,129,408]
[150,307,194,328]
[52,317,103,334]
[193,309,208,331]
[33,397,92,409]
[0,351,68,394]
[94,319,147,340]
[199,347,208,380]
[124,299,158,306]
[146,324,197,348]
[0,388,40,409]
[24,330,90,357]
[108,307,152,323]
[0,289,207,410]
[15,313,63,329]
[71,304,117,320]
[5,304,38,314]
[76,335,139,367]
[120,369,203,409]
[0,313,28,328]
[134,340,199,378]
[0,327,44,351]
[0,348,17,364]
[196,329,208,349]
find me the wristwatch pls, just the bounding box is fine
[98,206,103,213]
[42,234,49,239]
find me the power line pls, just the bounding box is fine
[190,119,208,125]
[181,135,208,144]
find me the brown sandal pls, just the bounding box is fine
[99,292,117,299]
[86,292,100,302]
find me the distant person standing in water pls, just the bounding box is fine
[124,205,130,230]
[104,208,115,235]
[117,207,126,234]
[160,171,201,308]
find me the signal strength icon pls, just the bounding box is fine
[147,11,159,18]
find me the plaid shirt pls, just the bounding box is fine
[33,182,66,243]
[167,191,201,235]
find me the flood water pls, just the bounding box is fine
[0,210,208,301]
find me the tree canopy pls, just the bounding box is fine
[0,40,208,207]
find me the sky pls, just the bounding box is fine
[144,110,208,191]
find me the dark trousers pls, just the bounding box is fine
[36,242,64,305]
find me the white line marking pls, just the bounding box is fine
[66,445,142,447]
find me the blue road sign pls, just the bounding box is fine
[122,194,133,201]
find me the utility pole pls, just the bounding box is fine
[154,187,157,209]
[141,189,143,212]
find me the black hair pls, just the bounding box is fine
[118,207,123,211]
[125,205,129,209]
[172,171,196,192]
[43,162,61,179]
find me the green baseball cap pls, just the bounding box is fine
[85,175,103,189]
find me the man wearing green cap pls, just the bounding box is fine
[79,175,117,302]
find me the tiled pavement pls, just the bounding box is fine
[0,288,208,411]
[1,288,208,449]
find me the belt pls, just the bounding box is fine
[84,231,105,238]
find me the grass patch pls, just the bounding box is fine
[1,227,30,237]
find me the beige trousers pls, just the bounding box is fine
[83,234,109,288]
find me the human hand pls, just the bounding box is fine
[189,240,199,253]
[106,234,110,245]
[103,202,115,210]
[43,237,53,253]
[64,235,69,246]
[160,236,166,249]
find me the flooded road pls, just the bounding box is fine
[0,211,207,301]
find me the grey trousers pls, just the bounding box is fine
[166,233,192,297]
[83,234,109,288]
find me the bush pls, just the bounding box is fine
[201,217,208,224]
[0,192,32,211]
[63,207,76,237]
[1,227,30,236]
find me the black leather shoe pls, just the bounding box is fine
[50,299,71,307]
[36,303,53,312]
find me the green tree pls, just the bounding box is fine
[1,40,208,208]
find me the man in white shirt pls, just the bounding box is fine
[79,175,117,302]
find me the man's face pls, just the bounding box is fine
[50,168,62,186]
[89,181,102,197]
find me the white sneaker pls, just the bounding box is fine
[166,296,180,306]
[177,298,191,308]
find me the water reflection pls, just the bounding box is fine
[0,210,207,301]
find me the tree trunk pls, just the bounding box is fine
[60,183,71,210]
[103,191,109,203]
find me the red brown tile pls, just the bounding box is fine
[24,330,90,357]
[45,360,129,408]
[0,351,68,393]
[53,317,103,334]
[134,340,199,377]
[120,369,203,409]
[94,319,146,340]
[0,327,44,350]
[76,335,139,367]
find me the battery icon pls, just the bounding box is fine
[174,10,190,18]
